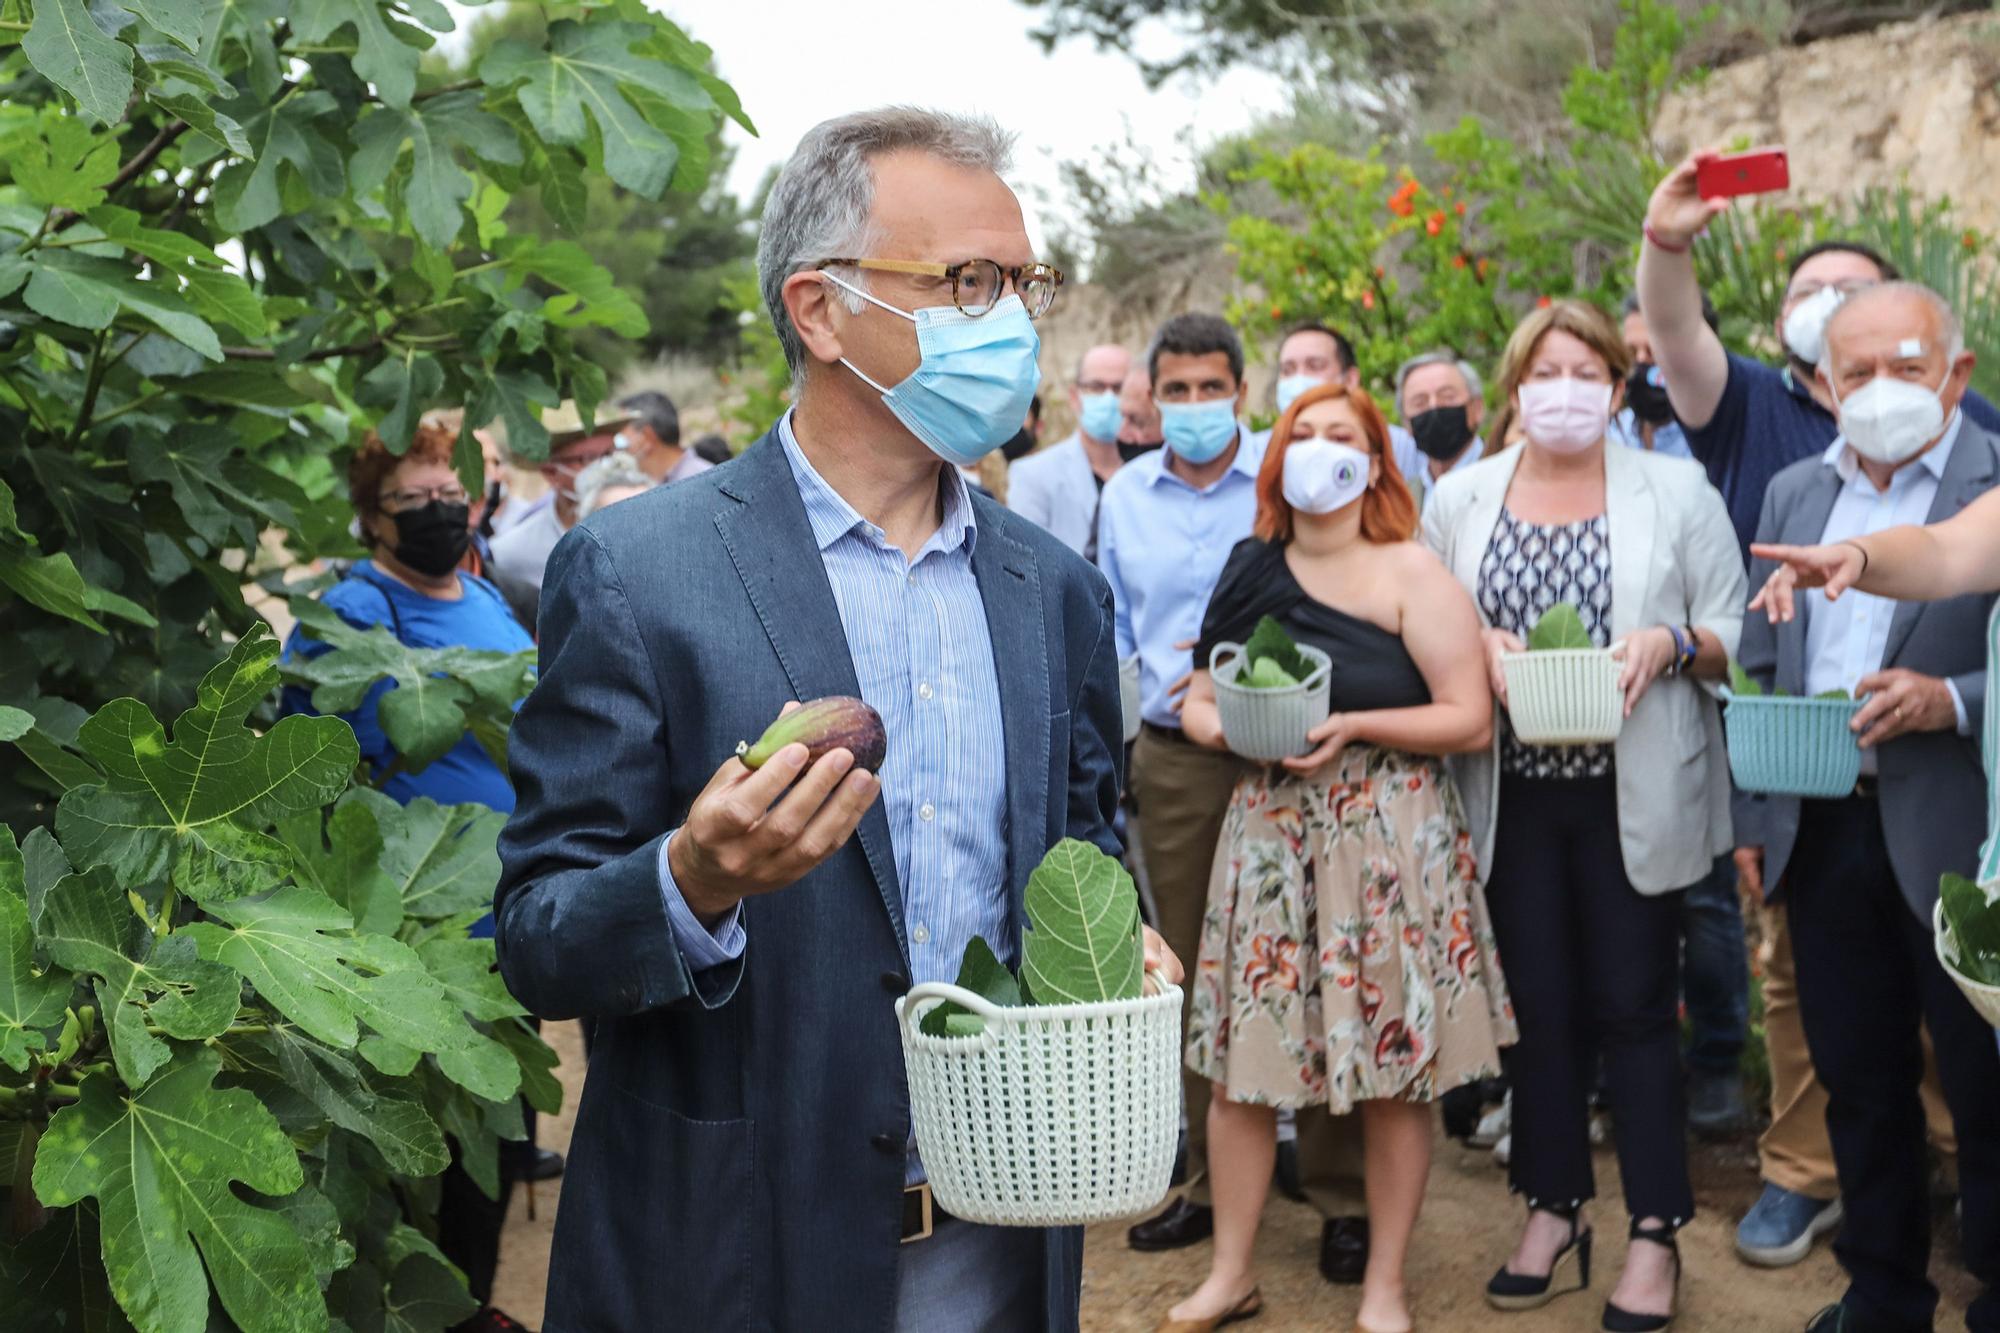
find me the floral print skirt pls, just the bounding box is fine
[1186,745,1516,1114]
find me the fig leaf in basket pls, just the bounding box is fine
[1021,838,1144,1007]
[1727,661,1765,697]
[1940,874,2000,987]
[1527,602,1593,652]
[1241,656,1301,691]
[1812,689,1853,701]
[1244,615,1312,685]
[918,935,1021,1037]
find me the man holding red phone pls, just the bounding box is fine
[1636,152,2000,1284]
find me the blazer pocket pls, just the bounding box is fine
[557,1087,758,1329]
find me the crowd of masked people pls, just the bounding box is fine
[978,153,2000,1333]
[272,137,2000,1333]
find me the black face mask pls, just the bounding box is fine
[1409,405,1474,462]
[1116,439,1165,464]
[1000,428,1037,462]
[387,501,472,578]
[1626,363,1675,425]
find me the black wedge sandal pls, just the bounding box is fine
[1602,1218,1680,1332]
[1485,1203,1592,1312]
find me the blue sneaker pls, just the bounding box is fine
[1736,1183,1842,1267]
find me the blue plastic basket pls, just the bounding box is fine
[1722,692,1864,798]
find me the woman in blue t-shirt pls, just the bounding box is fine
[282,417,534,1333]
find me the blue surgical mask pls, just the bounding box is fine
[1079,391,1123,442]
[1275,374,1322,413]
[1157,398,1239,464]
[825,275,1042,467]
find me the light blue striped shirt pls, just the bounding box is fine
[657,415,1012,1005]
[1096,428,1265,728]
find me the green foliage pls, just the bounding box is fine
[1242,614,1312,687]
[0,0,748,828]
[1020,838,1144,1006]
[1,631,559,1331]
[917,936,1022,1038]
[1527,603,1594,652]
[718,267,792,446]
[1725,660,1853,701]
[1940,873,2000,988]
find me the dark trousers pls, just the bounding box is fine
[1787,797,2000,1332]
[1680,853,1749,1075]
[1486,775,1694,1224]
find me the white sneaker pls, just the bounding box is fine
[1469,1093,1511,1149]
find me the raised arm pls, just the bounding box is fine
[1638,155,1733,430]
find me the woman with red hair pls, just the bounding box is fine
[1162,383,1514,1333]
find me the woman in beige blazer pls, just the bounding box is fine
[1422,301,1744,1333]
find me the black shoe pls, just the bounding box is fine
[1486,1204,1592,1312]
[453,1309,533,1333]
[1686,1067,1748,1139]
[1318,1215,1369,1285]
[1127,1197,1213,1252]
[1602,1219,1680,1332]
[1804,1304,1859,1332]
[1274,1138,1305,1203]
[508,1146,565,1182]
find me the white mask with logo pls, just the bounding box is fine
[1281,439,1371,514]
[1834,369,1951,467]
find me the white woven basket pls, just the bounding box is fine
[895,976,1184,1227]
[1499,649,1624,746]
[1119,654,1142,744]
[1935,900,2000,1028]
[1210,642,1333,763]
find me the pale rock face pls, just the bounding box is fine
[1655,12,2000,233]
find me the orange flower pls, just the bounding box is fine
[1425,210,1445,236]
[1271,305,1285,320]
[1476,257,1489,279]
[1387,178,1419,218]
[1374,265,1385,277]
[1361,291,1376,310]
[1454,201,1467,215]
[1536,295,1552,309]
[1964,229,1980,250]
[1452,254,1467,269]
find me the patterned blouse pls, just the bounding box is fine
[1476,507,1615,780]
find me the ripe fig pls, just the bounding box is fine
[736,696,887,774]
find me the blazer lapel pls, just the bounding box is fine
[1455,448,1521,598]
[1781,465,1845,692]
[712,431,905,953]
[1604,444,1657,641]
[969,500,1049,926]
[1884,423,2000,667]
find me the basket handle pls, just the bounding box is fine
[1208,642,1242,676]
[900,967,1177,1036]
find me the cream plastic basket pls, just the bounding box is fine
[895,974,1184,1227]
[1119,655,1142,745]
[1500,649,1624,746]
[1935,899,2000,1028]
[1210,642,1333,763]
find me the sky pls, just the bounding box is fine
[445,0,1294,261]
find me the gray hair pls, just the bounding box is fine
[1824,280,1965,362]
[1393,350,1484,417]
[616,390,680,446]
[756,107,1016,377]
[574,453,655,519]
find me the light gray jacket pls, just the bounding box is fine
[1422,442,1746,893]
[1005,433,1099,556]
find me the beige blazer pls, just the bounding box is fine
[1421,442,1747,894]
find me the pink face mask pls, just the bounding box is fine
[1517,378,1613,454]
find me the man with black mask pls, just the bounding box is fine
[1391,350,1485,511]
[1611,291,1719,459]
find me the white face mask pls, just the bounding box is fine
[1834,370,1951,466]
[1517,378,1613,454]
[1782,285,1847,369]
[1281,438,1371,514]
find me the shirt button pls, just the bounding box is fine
[919,802,935,822]
[918,682,934,701]
[912,923,931,945]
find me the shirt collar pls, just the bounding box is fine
[1823,407,1964,486]
[776,410,978,556]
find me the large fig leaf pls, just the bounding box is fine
[183,886,478,1055]
[1941,873,2000,987]
[283,598,534,772]
[278,799,403,937]
[918,935,1021,1037]
[1243,615,1311,683]
[1527,602,1594,652]
[40,869,240,1089]
[1020,839,1143,1006]
[350,790,506,922]
[260,1025,449,1177]
[0,830,70,1072]
[55,627,358,903]
[33,1049,321,1333]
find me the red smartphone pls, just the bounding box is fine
[1696,147,1790,200]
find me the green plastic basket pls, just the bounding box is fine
[1722,691,1864,799]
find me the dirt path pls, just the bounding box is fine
[494,1023,1973,1330]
